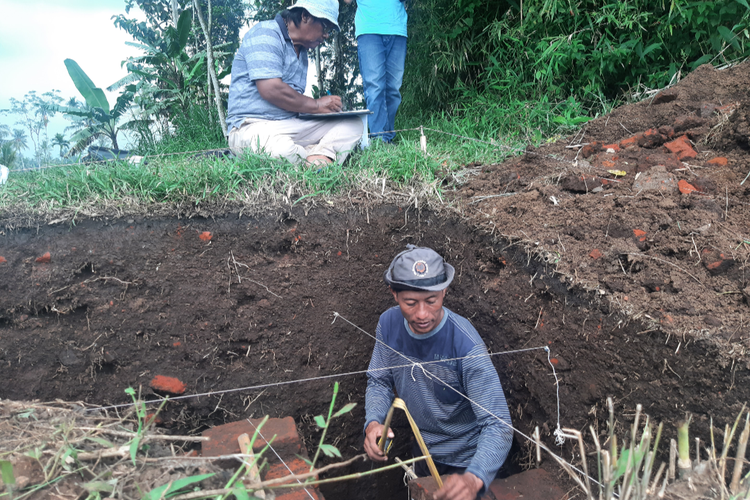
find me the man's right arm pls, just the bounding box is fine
[256,79,342,114]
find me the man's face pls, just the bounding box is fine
[294,14,332,50]
[391,289,446,335]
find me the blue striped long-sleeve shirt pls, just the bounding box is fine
[365,306,513,491]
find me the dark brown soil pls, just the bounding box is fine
[1,62,750,499]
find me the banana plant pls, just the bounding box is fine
[51,59,137,155]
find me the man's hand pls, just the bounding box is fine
[314,95,343,114]
[256,78,342,114]
[433,472,484,500]
[363,421,395,462]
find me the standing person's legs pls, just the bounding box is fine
[357,34,390,143]
[383,35,407,143]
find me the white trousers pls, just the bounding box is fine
[228,116,363,165]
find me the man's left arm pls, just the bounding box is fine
[461,343,514,492]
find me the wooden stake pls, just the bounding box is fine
[730,413,749,494]
[238,433,266,499]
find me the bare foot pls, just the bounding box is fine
[306,154,333,167]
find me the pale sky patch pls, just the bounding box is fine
[0,0,142,151]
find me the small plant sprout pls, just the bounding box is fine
[123,386,167,466]
[308,382,357,474]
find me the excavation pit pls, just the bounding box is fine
[1,206,748,499]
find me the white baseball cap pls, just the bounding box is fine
[289,0,340,30]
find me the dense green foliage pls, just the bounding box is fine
[403,1,750,125]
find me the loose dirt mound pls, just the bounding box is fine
[457,62,750,345]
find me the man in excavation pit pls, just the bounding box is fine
[363,245,513,500]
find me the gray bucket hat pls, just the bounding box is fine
[384,245,455,292]
[289,0,340,30]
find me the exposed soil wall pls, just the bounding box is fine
[1,207,748,498]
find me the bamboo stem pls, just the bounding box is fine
[669,439,677,481]
[731,412,750,494]
[677,419,691,479]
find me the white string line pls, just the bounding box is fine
[246,418,316,500]
[331,312,610,495]
[546,349,565,447]
[84,345,548,413]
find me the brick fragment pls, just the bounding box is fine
[580,142,601,158]
[678,180,698,195]
[701,249,735,276]
[602,143,620,152]
[664,135,698,160]
[707,157,728,166]
[589,249,603,260]
[149,375,186,395]
[658,125,675,138]
[619,135,641,149]
[637,128,667,148]
[35,252,51,263]
[202,417,302,460]
[0,256,6,264]
[633,229,647,242]
[199,231,212,241]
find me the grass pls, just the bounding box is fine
[0,97,596,214]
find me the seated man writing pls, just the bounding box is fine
[364,245,513,500]
[227,0,363,166]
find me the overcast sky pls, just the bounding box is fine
[0,0,147,151]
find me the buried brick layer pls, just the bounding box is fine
[202,417,323,500]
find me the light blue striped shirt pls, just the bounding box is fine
[354,0,407,38]
[227,15,308,131]
[365,306,513,491]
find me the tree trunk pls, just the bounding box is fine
[193,0,228,137]
[171,0,179,27]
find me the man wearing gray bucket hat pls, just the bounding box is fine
[363,245,513,500]
[227,0,363,166]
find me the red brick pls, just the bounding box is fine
[202,417,302,460]
[618,134,641,149]
[199,231,212,241]
[266,459,324,500]
[488,469,567,500]
[633,229,647,242]
[580,142,601,158]
[678,179,698,195]
[637,128,667,148]
[664,135,698,160]
[0,256,6,264]
[149,375,186,395]
[589,249,603,260]
[707,157,728,166]
[35,252,51,263]
[701,249,735,276]
[602,143,620,152]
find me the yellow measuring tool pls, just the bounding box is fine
[378,397,443,488]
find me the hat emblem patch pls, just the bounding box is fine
[412,260,428,277]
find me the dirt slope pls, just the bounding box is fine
[456,62,750,350]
